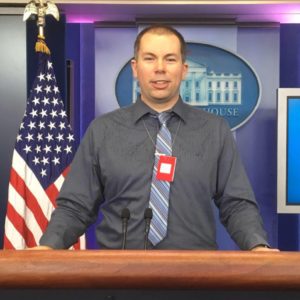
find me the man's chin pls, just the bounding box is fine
[141,95,179,110]
[149,93,177,104]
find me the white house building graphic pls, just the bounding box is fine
[132,59,242,106]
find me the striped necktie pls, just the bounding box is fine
[148,112,172,246]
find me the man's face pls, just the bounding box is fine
[131,32,188,109]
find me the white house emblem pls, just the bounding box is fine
[116,43,261,131]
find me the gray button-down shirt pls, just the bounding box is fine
[40,97,269,250]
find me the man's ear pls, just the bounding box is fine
[131,59,138,79]
[181,62,189,80]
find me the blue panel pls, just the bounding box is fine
[66,23,95,142]
[79,24,95,137]
[280,24,300,88]
[66,23,81,148]
[237,27,279,249]
[287,98,300,204]
[279,24,300,251]
[66,23,97,248]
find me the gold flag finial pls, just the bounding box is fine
[23,0,60,54]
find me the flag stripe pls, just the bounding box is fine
[54,172,66,191]
[62,166,70,177]
[4,218,26,250]
[10,167,49,231]
[73,235,86,250]
[45,183,59,207]
[5,202,37,248]
[3,234,15,250]
[8,182,43,239]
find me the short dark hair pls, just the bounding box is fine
[133,24,187,62]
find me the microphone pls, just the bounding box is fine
[121,208,130,250]
[144,208,153,250]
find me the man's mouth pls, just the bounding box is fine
[151,80,170,89]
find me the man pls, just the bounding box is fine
[37,25,275,251]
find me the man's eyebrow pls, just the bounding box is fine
[141,52,179,58]
[141,52,155,56]
[165,53,178,57]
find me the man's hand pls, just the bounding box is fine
[251,245,280,252]
[26,246,53,250]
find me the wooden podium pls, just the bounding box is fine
[1,250,300,299]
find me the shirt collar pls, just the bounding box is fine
[132,96,189,124]
[131,96,156,124]
[171,96,189,123]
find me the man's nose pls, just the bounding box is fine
[155,59,165,72]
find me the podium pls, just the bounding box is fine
[1,250,300,299]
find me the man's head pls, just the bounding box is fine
[131,25,188,112]
[134,25,187,62]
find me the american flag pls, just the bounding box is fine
[4,52,85,249]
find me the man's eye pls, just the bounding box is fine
[167,58,176,62]
[144,57,154,61]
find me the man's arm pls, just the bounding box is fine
[39,121,104,249]
[214,119,271,250]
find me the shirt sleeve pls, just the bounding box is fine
[213,119,269,250]
[40,121,104,249]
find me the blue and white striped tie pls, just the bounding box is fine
[148,112,172,246]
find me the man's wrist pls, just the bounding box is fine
[250,244,271,251]
[253,244,270,249]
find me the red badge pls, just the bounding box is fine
[156,155,177,182]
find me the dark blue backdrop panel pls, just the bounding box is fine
[66,23,97,249]
[280,24,300,88]
[78,24,95,138]
[279,24,300,251]
[66,23,95,141]
[235,26,280,249]
[65,23,81,147]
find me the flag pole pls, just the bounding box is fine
[23,0,60,54]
